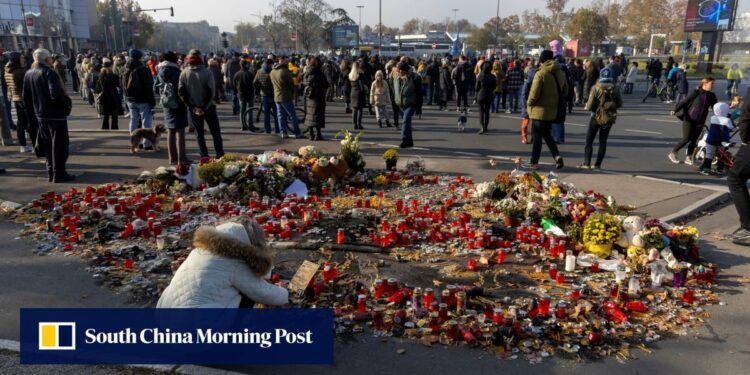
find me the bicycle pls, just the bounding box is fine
[692,125,737,171]
[642,79,674,103]
[250,99,306,125]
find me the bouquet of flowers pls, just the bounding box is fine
[641,227,667,250]
[337,130,365,172]
[498,198,524,219]
[583,213,622,245]
[494,172,516,193]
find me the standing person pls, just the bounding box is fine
[625,61,638,94]
[322,58,336,102]
[452,55,470,112]
[675,64,689,105]
[387,60,402,128]
[122,49,156,149]
[520,62,537,144]
[156,51,189,165]
[583,60,599,108]
[525,50,566,170]
[475,62,496,134]
[427,58,441,106]
[302,56,328,141]
[669,77,718,164]
[438,60,453,111]
[394,62,417,148]
[340,59,352,113]
[112,55,128,117]
[578,67,623,169]
[505,60,524,114]
[233,59,258,132]
[370,70,392,128]
[224,53,241,115]
[208,58,223,104]
[0,51,17,135]
[345,61,367,130]
[574,59,585,105]
[253,58,279,134]
[728,88,750,246]
[178,49,225,159]
[727,64,744,98]
[53,55,67,84]
[93,59,121,130]
[68,53,78,93]
[5,52,35,153]
[23,48,74,183]
[490,61,504,114]
[270,55,302,139]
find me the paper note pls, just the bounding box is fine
[289,260,320,293]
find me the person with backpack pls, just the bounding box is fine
[674,64,689,105]
[156,51,189,165]
[179,49,225,159]
[669,77,718,164]
[233,59,258,132]
[524,50,566,170]
[452,55,470,112]
[122,49,156,149]
[93,59,121,130]
[577,67,623,169]
[4,52,34,153]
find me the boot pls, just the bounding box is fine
[308,128,315,140]
[386,120,392,127]
[478,125,485,135]
[378,119,383,128]
[315,128,323,141]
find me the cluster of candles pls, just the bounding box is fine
[249,194,325,239]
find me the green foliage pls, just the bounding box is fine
[197,160,226,187]
[566,8,609,43]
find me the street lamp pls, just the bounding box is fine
[356,5,364,44]
[378,0,382,56]
[452,8,459,41]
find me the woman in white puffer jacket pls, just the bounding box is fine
[157,218,289,308]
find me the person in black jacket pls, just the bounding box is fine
[345,61,367,130]
[23,48,74,183]
[669,77,718,165]
[322,59,336,102]
[93,59,121,130]
[233,60,258,132]
[427,58,441,105]
[439,61,453,111]
[475,62,496,134]
[729,87,750,246]
[122,49,156,149]
[302,56,329,140]
[156,51,189,165]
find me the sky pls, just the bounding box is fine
[136,0,750,33]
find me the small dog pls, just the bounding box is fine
[457,110,467,132]
[130,123,166,153]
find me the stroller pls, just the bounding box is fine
[693,126,739,173]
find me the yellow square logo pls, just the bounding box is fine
[38,322,76,350]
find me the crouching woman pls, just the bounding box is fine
[157,218,288,308]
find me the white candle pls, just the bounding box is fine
[564,250,576,272]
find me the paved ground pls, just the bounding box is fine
[0,80,748,374]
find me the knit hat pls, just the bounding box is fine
[215,222,251,246]
[539,50,554,63]
[128,48,143,60]
[599,67,613,82]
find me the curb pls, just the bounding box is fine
[0,339,248,375]
[659,190,730,224]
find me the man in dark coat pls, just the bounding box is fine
[23,48,74,183]
[729,87,750,246]
[302,56,329,140]
[122,48,156,148]
[233,60,259,132]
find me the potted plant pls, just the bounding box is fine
[383,149,400,171]
[583,213,622,258]
[498,198,524,227]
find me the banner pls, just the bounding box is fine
[20,308,334,365]
[684,0,738,32]
[0,19,25,36]
[332,25,358,48]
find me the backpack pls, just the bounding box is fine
[594,85,618,126]
[160,80,178,109]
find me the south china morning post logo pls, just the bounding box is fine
[38,322,76,350]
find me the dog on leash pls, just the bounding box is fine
[130,123,166,153]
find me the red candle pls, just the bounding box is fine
[336,228,345,245]
[374,280,386,298]
[395,199,404,212]
[467,259,477,271]
[429,312,440,333]
[493,308,504,324]
[357,295,367,314]
[590,261,600,273]
[683,288,695,304]
[423,288,434,307]
[373,308,385,330]
[438,303,448,323]
[124,258,134,269]
[556,272,566,285]
[538,296,551,317]
[548,264,558,280]
[556,302,567,318]
[324,199,332,209]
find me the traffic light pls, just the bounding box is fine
[685,39,693,50]
[170,7,174,17]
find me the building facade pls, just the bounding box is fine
[0,0,94,53]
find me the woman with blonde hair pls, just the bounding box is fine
[157,217,289,308]
[370,70,392,128]
[345,61,367,130]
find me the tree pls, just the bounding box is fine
[232,22,259,49]
[362,25,373,34]
[467,28,495,51]
[323,8,355,48]
[419,19,434,33]
[566,8,608,43]
[621,0,674,49]
[402,18,420,34]
[261,2,289,52]
[280,0,327,53]
[96,0,159,50]
[484,15,521,44]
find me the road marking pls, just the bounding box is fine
[625,129,662,135]
[645,118,679,123]
[454,151,482,156]
[495,115,586,127]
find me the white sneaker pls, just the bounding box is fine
[668,152,679,164]
[684,156,694,166]
[19,146,32,153]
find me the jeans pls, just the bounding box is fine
[261,96,279,133]
[375,105,389,123]
[456,87,468,110]
[239,100,254,129]
[507,88,520,112]
[530,120,560,165]
[128,102,153,146]
[38,119,70,176]
[728,146,750,230]
[14,102,33,147]
[584,118,612,167]
[428,81,437,104]
[552,122,565,142]
[229,87,240,114]
[167,128,187,165]
[491,92,502,113]
[275,100,301,136]
[190,106,224,158]
[672,120,702,156]
[1,86,14,129]
[400,106,415,140]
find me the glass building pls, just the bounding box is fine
[0,0,93,53]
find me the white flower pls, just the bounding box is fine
[473,182,494,199]
[340,139,348,146]
[223,163,241,179]
[317,158,330,167]
[329,156,339,166]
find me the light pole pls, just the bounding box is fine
[356,5,364,45]
[452,8,459,43]
[378,0,382,56]
[495,0,499,55]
